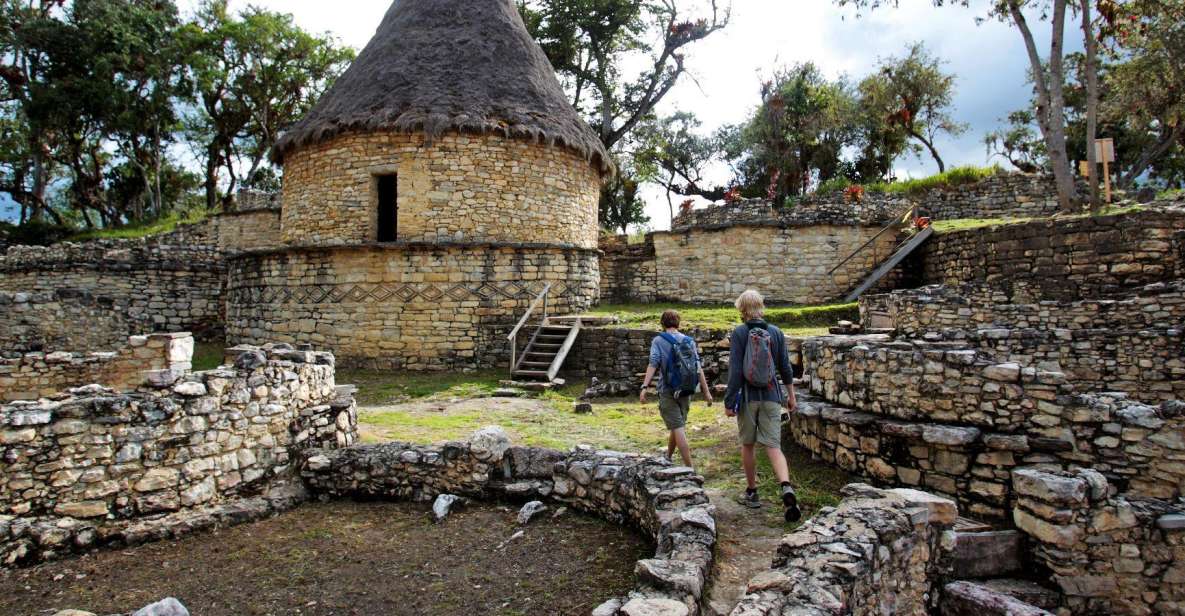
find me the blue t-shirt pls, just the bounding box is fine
[649,332,699,395]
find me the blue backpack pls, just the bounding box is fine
[659,333,700,398]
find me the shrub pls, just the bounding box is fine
[0,220,77,246]
[816,176,854,196]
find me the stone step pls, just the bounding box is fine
[941,580,1055,616]
[977,578,1061,611]
[942,529,1023,579]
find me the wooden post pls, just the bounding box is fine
[1102,159,1112,204]
[1096,138,1115,204]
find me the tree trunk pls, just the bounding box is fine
[205,145,220,211]
[911,129,946,173]
[1008,0,1080,212]
[1081,0,1101,210]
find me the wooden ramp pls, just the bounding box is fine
[512,319,582,383]
[843,226,934,302]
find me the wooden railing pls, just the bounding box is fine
[507,282,552,375]
[826,204,917,277]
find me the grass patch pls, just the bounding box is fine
[811,165,1003,199]
[931,204,1148,235]
[69,209,209,242]
[192,340,225,371]
[337,369,504,406]
[585,302,856,333]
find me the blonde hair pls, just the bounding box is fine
[735,289,765,321]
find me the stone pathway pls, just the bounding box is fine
[702,487,786,616]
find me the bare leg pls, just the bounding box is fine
[741,443,758,489]
[671,428,693,467]
[765,446,791,484]
[667,432,676,460]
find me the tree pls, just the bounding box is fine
[600,173,649,234]
[633,111,726,223]
[835,0,1084,211]
[860,42,966,173]
[184,0,353,210]
[985,109,1047,172]
[520,0,728,232]
[726,63,860,204]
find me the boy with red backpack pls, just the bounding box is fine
[723,290,801,522]
[640,310,713,468]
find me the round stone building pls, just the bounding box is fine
[226,0,609,369]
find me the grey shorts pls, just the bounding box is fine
[737,400,782,448]
[659,393,692,430]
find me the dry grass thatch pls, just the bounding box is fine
[271,0,611,174]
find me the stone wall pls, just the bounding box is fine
[0,289,147,353]
[0,344,358,566]
[1010,468,1184,616]
[916,173,1066,221]
[227,244,599,370]
[0,239,226,341]
[599,235,658,304]
[214,209,281,253]
[280,132,601,249]
[2,333,194,402]
[300,429,717,616]
[729,483,958,616]
[671,197,907,230]
[860,282,1185,336]
[650,224,902,304]
[920,209,1185,300]
[788,389,1184,520]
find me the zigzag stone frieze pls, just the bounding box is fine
[227,280,580,305]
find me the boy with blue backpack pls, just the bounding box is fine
[639,310,713,468]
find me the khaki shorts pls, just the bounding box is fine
[659,393,692,431]
[737,400,782,448]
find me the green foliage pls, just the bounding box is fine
[862,164,1003,196]
[585,302,858,334]
[599,174,650,235]
[68,208,209,241]
[815,176,855,196]
[0,219,75,246]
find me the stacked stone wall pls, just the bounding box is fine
[916,173,1066,220]
[860,282,1185,335]
[729,483,958,616]
[0,345,358,567]
[599,235,658,304]
[214,209,281,253]
[280,132,601,249]
[920,209,1185,299]
[0,290,147,353]
[671,196,907,230]
[0,240,226,342]
[1,333,194,402]
[650,224,902,304]
[1010,468,1184,615]
[301,431,716,616]
[226,244,599,370]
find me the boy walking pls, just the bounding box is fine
[640,310,713,467]
[723,290,801,522]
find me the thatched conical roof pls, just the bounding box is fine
[271,0,610,173]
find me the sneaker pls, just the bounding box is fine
[737,489,762,509]
[782,484,801,522]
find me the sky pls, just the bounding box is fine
[2,0,1080,230]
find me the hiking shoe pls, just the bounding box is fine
[737,489,762,509]
[782,485,801,522]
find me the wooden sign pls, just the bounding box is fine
[1095,138,1116,163]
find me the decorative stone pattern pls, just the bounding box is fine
[1,333,194,402]
[300,429,717,616]
[226,244,599,370]
[0,239,226,341]
[1010,468,1184,616]
[729,483,958,616]
[0,344,358,567]
[280,132,601,249]
[788,391,1185,520]
[0,290,147,353]
[920,208,1185,300]
[599,235,658,304]
[650,224,903,304]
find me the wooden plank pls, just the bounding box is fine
[843,227,934,302]
[547,319,582,382]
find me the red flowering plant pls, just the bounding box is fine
[723,187,743,204]
[844,185,866,204]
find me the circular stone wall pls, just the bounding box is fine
[280,132,601,248]
[226,244,599,369]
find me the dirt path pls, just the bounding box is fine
[702,488,785,615]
